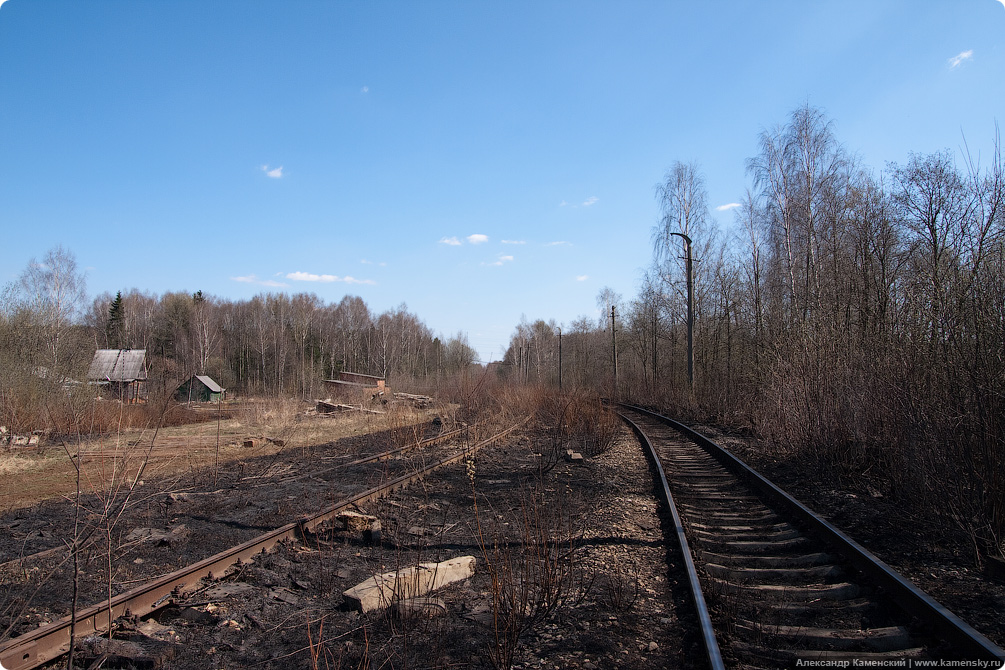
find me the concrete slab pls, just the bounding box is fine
[343,555,475,613]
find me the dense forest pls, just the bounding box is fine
[501,105,1004,564]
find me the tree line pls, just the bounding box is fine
[0,252,478,430]
[502,105,1004,564]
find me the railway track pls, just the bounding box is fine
[618,404,1005,669]
[0,420,524,670]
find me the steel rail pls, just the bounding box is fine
[0,427,468,576]
[620,403,1005,664]
[618,412,725,670]
[0,419,526,670]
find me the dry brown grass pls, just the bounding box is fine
[0,396,446,513]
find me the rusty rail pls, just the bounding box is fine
[0,420,525,670]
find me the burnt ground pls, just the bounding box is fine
[695,423,1005,655]
[5,423,696,670]
[3,415,1001,670]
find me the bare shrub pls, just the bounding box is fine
[473,477,584,670]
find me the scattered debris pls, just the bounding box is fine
[124,524,190,547]
[337,511,382,544]
[394,392,434,408]
[266,586,302,605]
[201,582,256,601]
[316,400,385,415]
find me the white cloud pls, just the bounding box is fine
[286,271,376,285]
[949,50,973,68]
[262,164,284,178]
[231,274,288,287]
[287,271,338,282]
[582,196,599,207]
[360,259,387,266]
[502,239,526,245]
[559,200,569,207]
[439,236,462,246]
[485,254,514,267]
[361,85,369,93]
[716,203,742,212]
[467,234,489,244]
[546,241,571,247]
[576,275,589,282]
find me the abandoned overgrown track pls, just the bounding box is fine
[0,426,471,577]
[618,404,1005,669]
[0,420,525,670]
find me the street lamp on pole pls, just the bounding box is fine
[670,232,694,392]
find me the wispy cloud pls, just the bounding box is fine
[467,234,489,244]
[439,236,462,246]
[286,271,376,285]
[360,259,387,267]
[546,241,571,247]
[232,274,289,287]
[576,275,589,282]
[484,255,514,267]
[361,85,369,93]
[501,239,526,245]
[261,164,284,179]
[949,50,974,68]
[560,196,599,208]
[716,203,741,212]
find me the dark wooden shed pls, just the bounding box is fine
[176,375,225,403]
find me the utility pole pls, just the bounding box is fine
[611,306,618,399]
[670,232,694,392]
[558,326,563,391]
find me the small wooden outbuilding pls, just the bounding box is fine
[87,349,148,403]
[176,375,225,403]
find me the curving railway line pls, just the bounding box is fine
[618,403,1005,669]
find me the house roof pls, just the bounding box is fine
[193,375,224,392]
[87,349,147,382]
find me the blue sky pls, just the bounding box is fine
[2,1,1003,362]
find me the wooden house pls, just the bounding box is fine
[87,349,148,403]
